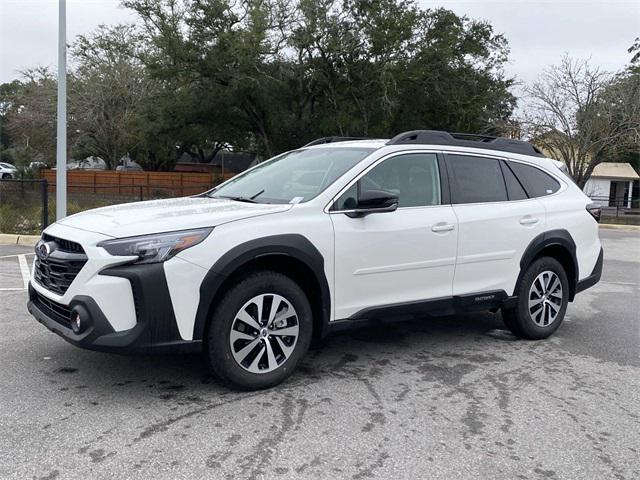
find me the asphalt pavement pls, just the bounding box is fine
[0,229,638,480]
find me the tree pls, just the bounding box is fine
[123,0,278,156]
[124,0,516,157]
[4,68,72,167]
[628,37,640,66]
[71,25,154,169]
[590,40,640,176]
[0,80,22,162]
[1,0,518,169]
[391,8,515,135]
[524,55,637,188]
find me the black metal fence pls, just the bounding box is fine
[0,179,212,235]
[588,195,640,218]
[0,179,49,234]
[3,179,639,235]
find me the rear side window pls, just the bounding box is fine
[500,161,528,201]
[508,162,561,197]
[447,154,507,204]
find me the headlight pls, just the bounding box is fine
[97,228,213,264]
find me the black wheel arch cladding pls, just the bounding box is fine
[517,229,579,301]
[193,234,331,341]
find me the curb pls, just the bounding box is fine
[599,224,640,231]
[0,233,41,247]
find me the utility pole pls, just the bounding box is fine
[56,0,67,219]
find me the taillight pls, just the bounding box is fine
[586,203,601,223]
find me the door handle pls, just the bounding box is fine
[519,216,539,225]
[432,222,455,232]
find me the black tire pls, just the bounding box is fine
[502,257,569,340]
[205,270,312,390]
[1,173,11,179]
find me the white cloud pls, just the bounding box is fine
[0,0,135,82]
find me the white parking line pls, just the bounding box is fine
[17,255,30,289]
[0,254,32,291]
[0,253,35,259]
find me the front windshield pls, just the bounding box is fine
[209,147,375,204]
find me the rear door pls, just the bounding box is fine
[330,152,458,319]
[446,153,546,297]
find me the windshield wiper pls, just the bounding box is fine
[215,189,265,204]
[216,195,257,203]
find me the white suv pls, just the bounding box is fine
[0,162,18,178]
[28,130,603,390]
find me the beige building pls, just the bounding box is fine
[583,162,639,208]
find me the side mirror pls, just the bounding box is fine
[345,188,398,218]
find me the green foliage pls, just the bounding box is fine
[2,0,516,168]
[590,45,640,173]
[2,70,61,167]
[0,80,22,160]
[628,37,640,67]
[71,25,155,169]
[124,0,516,156]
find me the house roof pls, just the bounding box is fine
[591,162,639,180]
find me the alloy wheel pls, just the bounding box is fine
[528,270,563,327]
[229,293,299,374]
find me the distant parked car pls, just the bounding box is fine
[67,157,107,171]
[29,161,48,170]
[116,160,143,172]
[0,162,18,179]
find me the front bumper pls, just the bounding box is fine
[28,261,203,354]
[28,284,150,353]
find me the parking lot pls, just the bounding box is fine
[0,229,638,480]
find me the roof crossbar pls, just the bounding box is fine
[387,130,544,157]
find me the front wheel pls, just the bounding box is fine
[502,257,569,339]
[205,271,312,390]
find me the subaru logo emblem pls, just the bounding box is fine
[35,240,52,261]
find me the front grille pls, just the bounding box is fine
[43,234,84,254]
[32,290,72,328]
[34,235,88,295]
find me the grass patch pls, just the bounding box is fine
[0,194,140,235]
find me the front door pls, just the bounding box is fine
[329,152,458,320]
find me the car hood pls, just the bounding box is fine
[57,196,292,238]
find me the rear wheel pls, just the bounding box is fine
[1,173,11,179]
[205,271,312,390]
[502,257,569,339]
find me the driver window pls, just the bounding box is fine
[333,153,441,210]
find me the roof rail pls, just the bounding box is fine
[303,136,368,147]
[386,130,544,157]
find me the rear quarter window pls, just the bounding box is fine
[508,162,561,197]
[447,154,508,204]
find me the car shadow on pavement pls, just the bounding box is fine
[40,311,509,398]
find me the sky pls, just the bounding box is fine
[0,0,638,88]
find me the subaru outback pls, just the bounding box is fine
[27,130,603,390]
